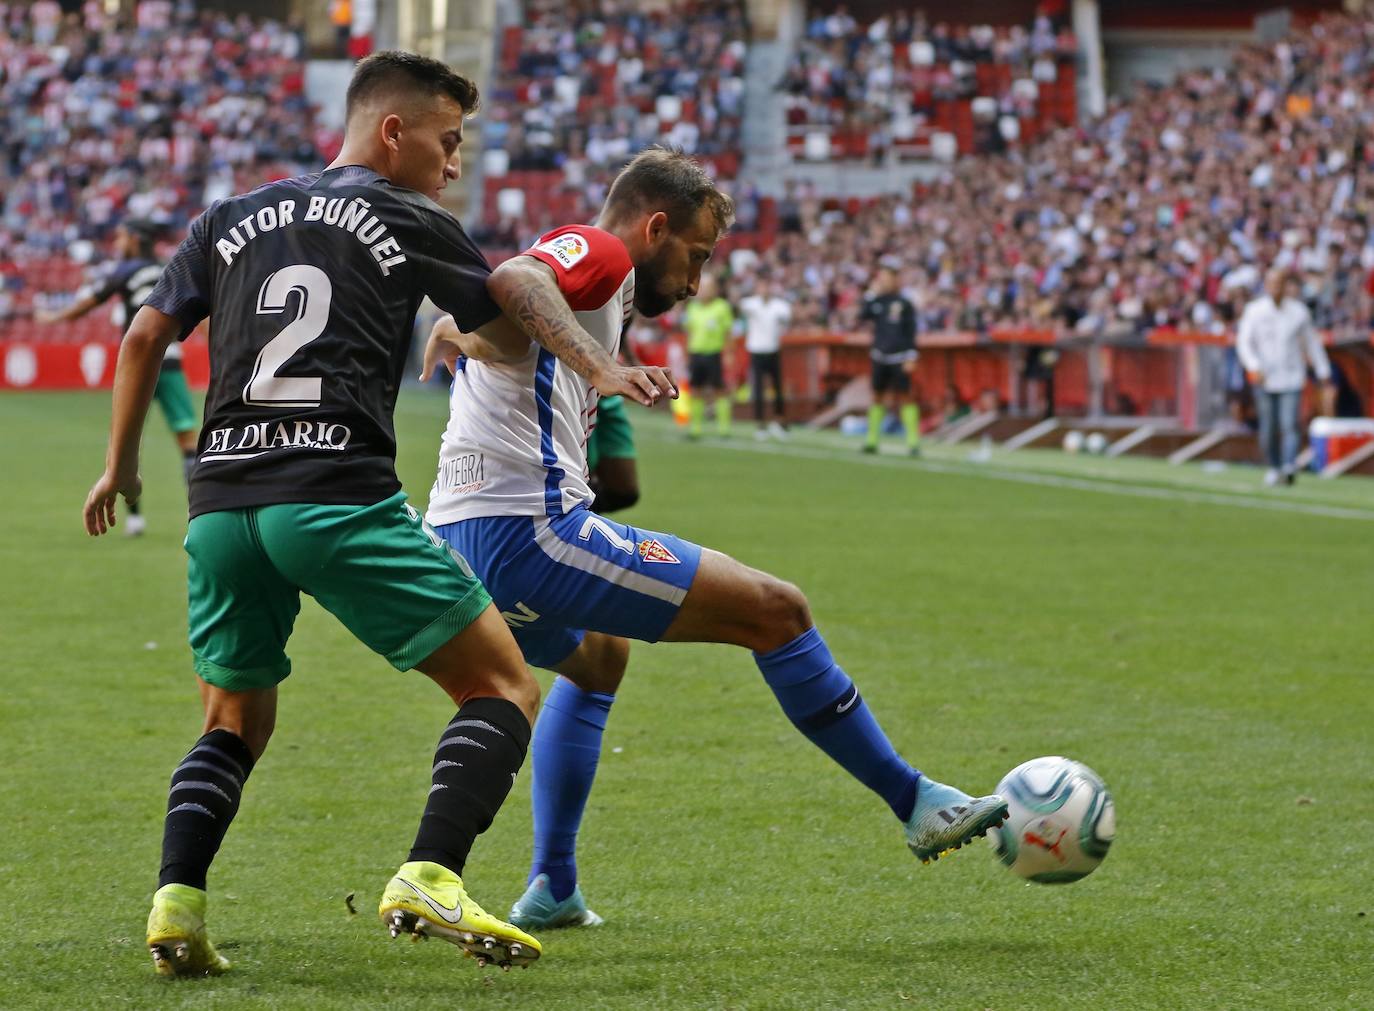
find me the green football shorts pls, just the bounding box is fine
[587,395,637,471]
[184,491,492,691]
[154,365,198,434]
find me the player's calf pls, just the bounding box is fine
[400,620,539,957]
[383,700,538,968]
[515,634,628,920]
[754,627,1006,861]
[664,549,1003,854]
[553,632,629,695]
[417,606,541,720]
[409,628,541,919]
[158,725,258,896]
[199,682,276,761]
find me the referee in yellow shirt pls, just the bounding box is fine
[683,273,736,438]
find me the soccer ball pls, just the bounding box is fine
[1062,430,1085,454]
[1084,431,1109,455]
[990,756,1116,884]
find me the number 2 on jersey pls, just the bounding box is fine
[243,264,332,408]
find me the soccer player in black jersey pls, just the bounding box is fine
[37,220,197,535]
[860,265,922,455]
[80,51,669,978]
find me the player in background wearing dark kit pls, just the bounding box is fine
[585,395,640,512]
[860,265,921,456]
[423,149,1008,933]
[37,220,198,535]
[80,52,662,978]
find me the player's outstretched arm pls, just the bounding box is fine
[83,306,181,536]
[34,292,101,325]
[418,314,532,380]
[487,257,676,406]
[419,315,464,380]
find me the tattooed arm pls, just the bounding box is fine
[487,256,676,406]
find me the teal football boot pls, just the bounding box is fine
[509,874,604,930]
[905,777,1009,863]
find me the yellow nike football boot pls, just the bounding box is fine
[379,861,541,969]
[145,883,231,976]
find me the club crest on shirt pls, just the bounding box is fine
[535,233,588,269]
[637,538,679,564]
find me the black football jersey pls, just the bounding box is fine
[862,293,918,361]
[145,165,500,518]
[91,257,184,369]
[92,256,164,328]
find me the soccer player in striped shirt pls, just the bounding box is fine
[422,148,1008,932]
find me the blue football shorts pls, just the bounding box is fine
[435,505,703,668]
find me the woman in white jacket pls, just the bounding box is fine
[1236,269,1333,485]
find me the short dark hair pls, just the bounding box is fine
[603,147,735,235]
[119,218,160,255]
[345,50,480,122]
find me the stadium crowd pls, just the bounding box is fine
[779,5,1078,158]
[476,0,749,244]
[731,11,1374,345]
[0,2,332,320]
[5,1,1374,356]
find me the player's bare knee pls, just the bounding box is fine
[591,634,630,691]
[772,579,812,642]
[503,666,542,721]
[751,576,812,650]
[578,641,628,694]
[461,663,540,721]
[200,685,275,760]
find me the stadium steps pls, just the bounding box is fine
[740,39,791,194]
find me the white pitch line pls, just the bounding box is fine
[662,435,1374,523]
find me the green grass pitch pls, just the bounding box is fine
[1,390,1370,1009]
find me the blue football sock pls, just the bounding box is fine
[755,628,920,822]
[529,677,614,902]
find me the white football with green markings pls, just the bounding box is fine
[990,756,1116,884]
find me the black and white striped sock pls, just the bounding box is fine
[407,697,531,876]
[157,729,255,890]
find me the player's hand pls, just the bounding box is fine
[419,316,463,382]
[592,364,677,406]
[1320,380,1337,416]
[902,357,919,374]
[1246,370,1262,385]
[83,468,141,537]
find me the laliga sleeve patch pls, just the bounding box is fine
[534,232,590,270]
